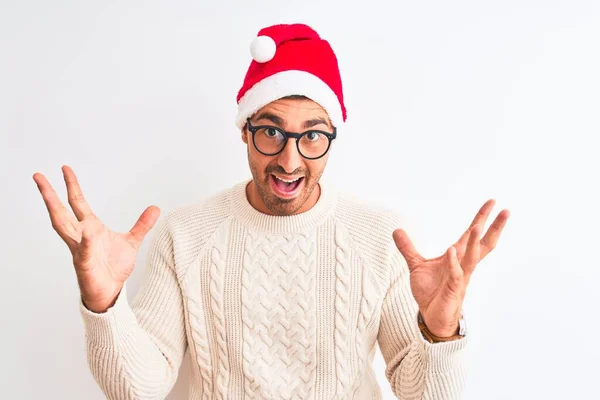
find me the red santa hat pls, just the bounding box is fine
[235,23,347,129]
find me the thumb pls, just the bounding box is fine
[393,229,423,269]
[78,222,96,261]
[446,245,464,283]
[129,206,161,245]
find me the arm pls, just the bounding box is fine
[377,251,467,400]
[79,217,187,400]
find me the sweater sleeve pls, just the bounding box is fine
[78,216,187,400]
[377,250,467,400]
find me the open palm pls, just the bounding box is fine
[393,199,510,336]
[33,165,160,312]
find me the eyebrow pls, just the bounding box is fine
[254,112,331,130]
[254,112,284,126]
[303,117,330,130]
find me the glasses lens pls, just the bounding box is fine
[253,127,285,155]
[298,131,330,158]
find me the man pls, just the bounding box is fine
[33,23,509,399]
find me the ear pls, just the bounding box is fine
[241,127,248,144]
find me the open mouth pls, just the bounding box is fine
[270,174,304,197]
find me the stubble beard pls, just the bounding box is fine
[248,155,321,216]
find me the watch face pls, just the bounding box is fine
[458,315,467,336]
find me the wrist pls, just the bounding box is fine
[418,311,466,343]
[81,289,122,314]
[429,323,460,338]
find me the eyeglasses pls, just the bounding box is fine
[246,118,337,160]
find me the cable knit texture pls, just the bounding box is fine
[79,179,467,399]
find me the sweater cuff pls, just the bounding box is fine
[79,284,137,347]
[417,329,467,374]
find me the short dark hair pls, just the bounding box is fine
[281,95,309,101]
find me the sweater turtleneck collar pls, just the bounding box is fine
[229,178,338,233]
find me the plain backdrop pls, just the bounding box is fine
[2,1,599,399]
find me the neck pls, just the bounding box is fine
[230,178,337,234]
[246,179,321,216]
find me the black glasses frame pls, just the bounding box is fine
[246,118,337,160]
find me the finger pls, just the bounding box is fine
[446,246,464,290]
[470,199,496,229]
[479,209,511,259]
[33,172,64,219]
[454,199,495,256]
[33,172,78,250]
[129,206,161,247]
[392,229,424,270]
[461,224,481,275]
[62,165,95,221]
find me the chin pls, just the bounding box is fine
[261,173,314,215]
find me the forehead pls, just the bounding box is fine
[255,98,329,121]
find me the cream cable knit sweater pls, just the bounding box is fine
[79,179,467,400]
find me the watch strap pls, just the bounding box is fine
[417,311,466,343]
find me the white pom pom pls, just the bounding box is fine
[250,35,276,63]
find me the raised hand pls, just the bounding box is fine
[393,199,510,337]
[33,165,161,313]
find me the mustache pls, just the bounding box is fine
[265,166,307,177]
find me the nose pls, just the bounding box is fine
[276,138,304,174]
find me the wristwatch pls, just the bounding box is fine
[418,310,467,343]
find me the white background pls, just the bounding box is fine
[1,1,599,399]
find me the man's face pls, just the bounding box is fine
[242,97,333,216]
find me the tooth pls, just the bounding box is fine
[275,176,300,183]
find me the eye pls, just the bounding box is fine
[265,128,279,137]
[305,131,322,142]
